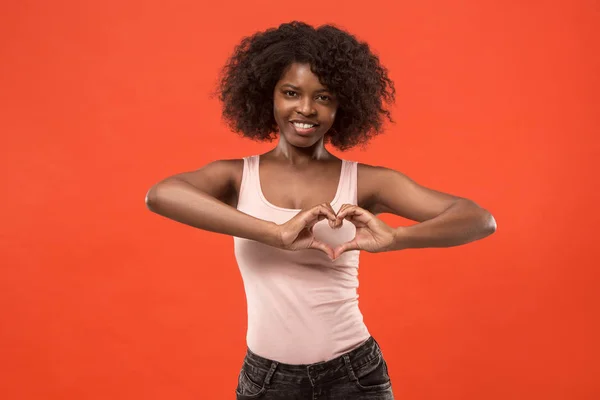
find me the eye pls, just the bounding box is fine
[284,90,297,97]
[317,95,331,101]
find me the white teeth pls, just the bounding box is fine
[293,122,316,129]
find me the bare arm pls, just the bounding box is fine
[358,164,496,249]
[145,159,280,246]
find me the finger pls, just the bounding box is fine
[336,206,356,224]
[333,240,360,260]
[337,206,372,225]
[337,204,351,215]
[316,204,337,222]
[304,205,336,228]
[335,204,352,226]
[338,213,365,228]
[322,203,342,229]
[308,239,334,260]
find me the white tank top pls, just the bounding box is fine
[233,155,370,364]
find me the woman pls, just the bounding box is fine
[145,21,496,400]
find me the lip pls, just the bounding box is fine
[290,119,319,126]
[290,121,318,136]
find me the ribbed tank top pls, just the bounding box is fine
[233,155,370,364]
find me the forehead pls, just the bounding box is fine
[277,63,326,89]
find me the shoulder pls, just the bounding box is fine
[174,158,245,190]
[356,162,390,213]
[356,161,392,182]
[199,158,246,207]
[356,161,381,173]
[210,158,245,187]
[200,157,245,175]
[356,162,423,215]
[214,157,245,170]
[356,162,465,221]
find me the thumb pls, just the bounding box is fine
[308,239,335,260]
[333,241,360,260]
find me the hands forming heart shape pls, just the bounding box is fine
[275,202,397,261]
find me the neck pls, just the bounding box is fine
[271,136,333,165]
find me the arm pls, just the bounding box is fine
[145,160,280,246]
[359,164,496,250]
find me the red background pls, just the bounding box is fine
[1,1,598,399]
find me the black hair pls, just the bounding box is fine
[214,21,395,150]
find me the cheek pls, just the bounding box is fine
[325,108,337,124]
[273,99,291,117]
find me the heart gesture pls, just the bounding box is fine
[332,204,397,260]
[274,203,342,260]
[274,203,397,260]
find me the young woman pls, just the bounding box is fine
[145,21,496,400]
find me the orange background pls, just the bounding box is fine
[1,1,598,399]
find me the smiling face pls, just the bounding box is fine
[273,63,338,147]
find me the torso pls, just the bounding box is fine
[225,152,376,213]
[232,152,372,363]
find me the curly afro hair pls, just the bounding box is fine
[214,21,395,151]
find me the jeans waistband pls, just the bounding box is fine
[243,336,383,385]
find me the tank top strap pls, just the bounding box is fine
[336,159,358,207]
[238,155,261,205]
[245,154,259,180]
[240,155,357,209]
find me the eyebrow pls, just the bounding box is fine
[281,83,330,94]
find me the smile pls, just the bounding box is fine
[292,122,317,129]
[290,122,318,135]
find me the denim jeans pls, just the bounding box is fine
[235,336,394,399]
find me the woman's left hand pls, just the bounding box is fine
[332,204,398,260]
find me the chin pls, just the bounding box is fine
[285,133,322,147]
[287,137,319,147]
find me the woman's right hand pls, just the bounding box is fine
[274,203,342,260]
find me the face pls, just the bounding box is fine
[273,63,338,147]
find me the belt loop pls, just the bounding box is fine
[343,354,357,382]
[264,361,278,386]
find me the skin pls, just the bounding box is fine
[270,62,338,162]
[146,62,497,261]
[259,63,344,212]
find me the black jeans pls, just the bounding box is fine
[235,336,394,399]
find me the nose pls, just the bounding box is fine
[296,96,316,116]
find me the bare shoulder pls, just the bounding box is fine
[167,158,245,207]
[172,158,243,185]
[357,162,405,186]
[356,162,387,213]
[357,162,464,221]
